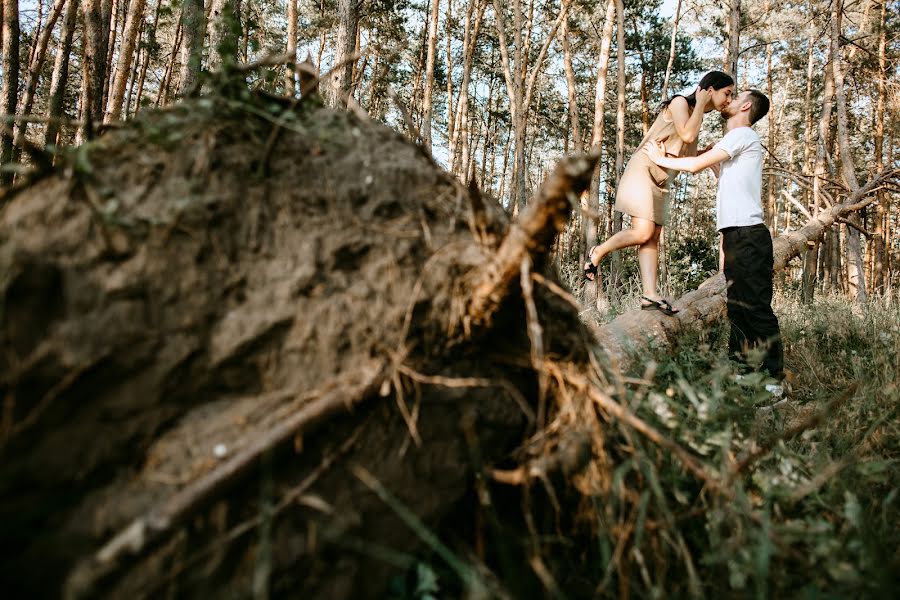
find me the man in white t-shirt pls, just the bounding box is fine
[647,89,783,387]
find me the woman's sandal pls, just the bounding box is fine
[640,295,680,316]
[583,245,600,281]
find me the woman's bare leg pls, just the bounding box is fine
[638,225,663,301]
[585,217,656,281]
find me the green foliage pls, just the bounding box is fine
[398,294,899,598]
[666,231,718,295]
[615,292,900,597]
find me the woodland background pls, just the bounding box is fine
[1,0,898,302]
[1,0,899,598]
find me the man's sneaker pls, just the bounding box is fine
[764,383,784,398]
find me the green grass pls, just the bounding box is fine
[370,292,900,599]
[612,290,900,598]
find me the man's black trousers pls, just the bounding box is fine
[721,223,784,379]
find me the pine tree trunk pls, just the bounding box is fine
[872,0,887,293]
[12,0,65,154]
[179,0,206,96]
[584,0,614,309]
[207,0,242,73]
[608,0,625,284]
[158,17,183,106]
[587,0,615,207]
[329,0,360,106]
[103,0,121,109]
[106,0,146,121]
[660,0,681,101]
[831,0,866,304]
[0,0,20,186]
[724,0,740,81]
[79,0,110,140]
[421,0,439,152]
[764,0,775,227]
[43,0,78,147]
[630,17,650,136]
[804,3,836,303]
[284,0,297,95]
[132,1,160,117]
[493,0,569,212]
[560,15,580,151]
[445,0,454,157]
[450,1,484,176]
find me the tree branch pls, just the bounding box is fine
[462,150,599,333]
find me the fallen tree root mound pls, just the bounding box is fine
[0,95,599,598]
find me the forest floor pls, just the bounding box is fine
[388,289,900,599]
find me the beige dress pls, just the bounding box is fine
[614,107,698,225]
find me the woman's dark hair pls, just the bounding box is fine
[662,70,734,109]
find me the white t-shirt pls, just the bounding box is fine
[713,126,764,231]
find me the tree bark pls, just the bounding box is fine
[79,0,111,140]
[450,0,485,176]
[493,0,570,212]
[106,0,146,121]
[285,0,297,95]
[629,16,650,135]
[764,0,775,228]
[724,0,740,81]
[43,0,79,147]
[872,0,887,293]
[830,0,866,304]
[608,0,625,284]
[804,1,836,303]
[179,0,206,96]
[0,0,19,185]
[421,0,440,152]
[12,0,65,154]
[445,0,454,158]
[660,0,681,102]
[207,0,242,73]
[560,15,580,152]
[157,16,183,106]
[329,0,360,106]
[585,0,615,265]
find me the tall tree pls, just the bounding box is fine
[421,0,440,152]
[207,0,242,72]
[285,0,297,95]
[449,0,486,176]
[560,12,580,152]
[44,0,79,147]
[107,0,147,120]
[660,0,681,101]
[179,0,206,95]
[724,0,740,80]
[13,0,66,151]
[329,0,361,106]
[80,0,110,139]
[492,0,571,212]
[872,0,887,293]
[0,0,19,185]
[830,0,866,304]
[584,0,616,309]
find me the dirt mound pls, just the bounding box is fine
[0,93,598,598]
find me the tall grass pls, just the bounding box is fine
[367,290,899,599]
[605,290,900,598]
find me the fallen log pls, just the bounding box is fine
[595,168,897,366]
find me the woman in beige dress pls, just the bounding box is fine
[584,71,735,314]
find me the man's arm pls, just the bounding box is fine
[647,141,730,174]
